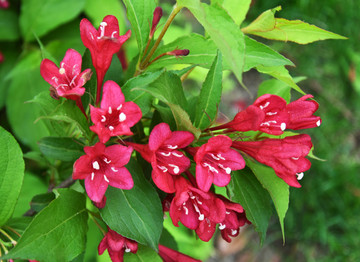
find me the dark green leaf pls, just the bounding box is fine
[227,167,272,244]
[177,1,245,84]
[0,9,20,41]
[38,137,85,162]
[5,217,33,236]
[30,192,56,213]
[153,104,177,131]
[124,244,162,262]
[0,127,25,226]
[100,159,163,251]
[122,0,156,53]
[1,189,88,262]
[246,160,289,242]
[194,51,222,130]
[19,0,85,41]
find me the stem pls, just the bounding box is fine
[0,229,17,245]
[89,212,106,236]
[0,240,8,254]
[4,227,21,238]
[75,97,88,120]
[139,4,182,70]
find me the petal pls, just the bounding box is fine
[196,165,214,192]
[61,49,82,75]
[205,135,232,152]
[229,105,264,131]
[208,197,226,223]
[212,169,231,188]
[149,123,172,151]
[73,155,92,179]
[101,81,125,110]
[40,59,61,86]
[85,174,109,203]
[102,15,120,38]
[219,149,245,171]
[164,131,194,149]
[106,167,134,190]
[152,169,175,193]
[90,124,111,144]
[196,220,216,242]
[80,18,98,50]
[179,202,199,230]
[121,101,142,127]
[105,144,133,167]
[108,249,125,262]
[98,236,109,255]
[158,245,201,262]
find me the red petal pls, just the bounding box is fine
[149,123,172,151]
[106,167,134,190]
[105,144,133,167]
[100,81,125,110]
[121,101,142,127]
[196,165,214,192]
[85,174,109,203]
[164,131,194,149]
[152,169,175,193]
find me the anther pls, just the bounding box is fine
[108,107,112,114]
[104,158,111,164]
[281,122,287,131]
[296,172,304,180]
[92,161,100,170]
[111,167,118,172]
[160,152,171,157]
[91,172,95,180]
[103,175,110,183]
[59,68,66,74]
[172,152,183,157]
[119,112,126,122]
[117,104,122,110]
[219,223,226,230]
[108,126,114,131]
[316,120,321,127]
[231,229,238,235]
[168,164,180,174]
[101,115,106,122]
[260,102,270,110]
[167,145,178,149]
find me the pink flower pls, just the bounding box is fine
[169,177,226,241]
[286,94,321,129]
[158,244,201,262]
[150,7,163,38]
[40,49,92,100]
[80,15,131,105]
[190,135,245,191]
[232,134,313,187]
[98,228,138,262]
[90,80,142,143]
[0,0,9,9]
[72,142,133,203]
[217,196,249,243]
[129,123,194,193]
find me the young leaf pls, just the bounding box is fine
[122,0,156,53]
[177,0,245,84]
[38,137,84,162]
[124,244,162,262]
[246,160,289,242]
[212,0,251,26]
[0,127,25,226]
[30,192,56,213]
[100,158,163,251]
[1,189,88,262]
[241,6,281,34]
[19,0,85,41]
[194,51,222,130]
[227,168,272,244]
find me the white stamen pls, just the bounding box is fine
[52,76,59,84]
[108,107,112,114]
[168,164,180,174]
[316,120,321,127]
[196,197,202,205]
[226,211,231,215]
[69,75,78,86]
[97,22,108,39]
[92,161,100,170]
[89,32,94,40]
[111,167,118,172]
[119,112,126,122]
[125,248,131,253]
[210,153,220,161]
[296,172,304,180]
[160,152,171,157]
[198,214,204,221]
[59,68,66,74]
[219,223,226,230]
[101,115,106,122]
[292,157,299,160]
[167,145,178,149]
[190,195,196,199]
[108,126,114,131]
[281,122,287,131]
[183,205,189,215]
[266,111,278,116]
[157,165,168,172]
[72,64,78,75]
[260,102,270,110]
[111,31,117,38]
[91,172,95,180]
[104,158,111,164]
[103,175,110,183]
[219,164,231,174]
[217,154,225,160]
[117,104,123,110]
[231,229,238,235]
[203,163,219,173]
[172,152,183,157]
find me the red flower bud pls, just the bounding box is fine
[150,7,163,37]
[166,49,190,57]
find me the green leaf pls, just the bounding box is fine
[194,51,222,130]
[1,189,88,262]
[213,0,252,26]
[244,36,294,71]
[0,9,20,41]
[256,65,306,95]
[153,104,177,131]
[242,7,346,44]
[20,0,85,41]
[124,244,162,262]
[100,159,163,251]
[177,1,245,84]
[122,70,163,115]
[246,160,289,242]
[122,0,156,53]
[0,127,25,226]
[6,50,51,150]
[38,137,85,162]
[227,168,272,244]
[30,192,56,213]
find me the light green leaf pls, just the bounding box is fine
[124,245,162,262]
[38,137,84,162]
[256,65,305,95]
[177,0,245,84]
[20,0,85,41]
[1,189,88,262]
[194,51,222,130]
[122,0,156,52]
[227,168,272,244]
[246,160,289,242]
[0,127,25,226]
[242,6,281,34]
[213,0,252,26]
[100,159,163,251]
[0,9,20,41]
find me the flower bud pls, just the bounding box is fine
[150,7,163,38]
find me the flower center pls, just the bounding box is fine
[100,106,127,132]
[202,153,231,175]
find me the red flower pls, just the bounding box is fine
[150,7,163,38]
[40,49,91,100]
[80,15,131,104]
[72,142,133,203]
[90,80,142,143]
[217,196,250,243]
[0,0,9,9]
[232,134,313,187]
[98,228,138,262]
[286,94,321,129]
[129,123,194,193]
[169,177,226,241]
[191,135,245,191]
[158,244,201,262]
